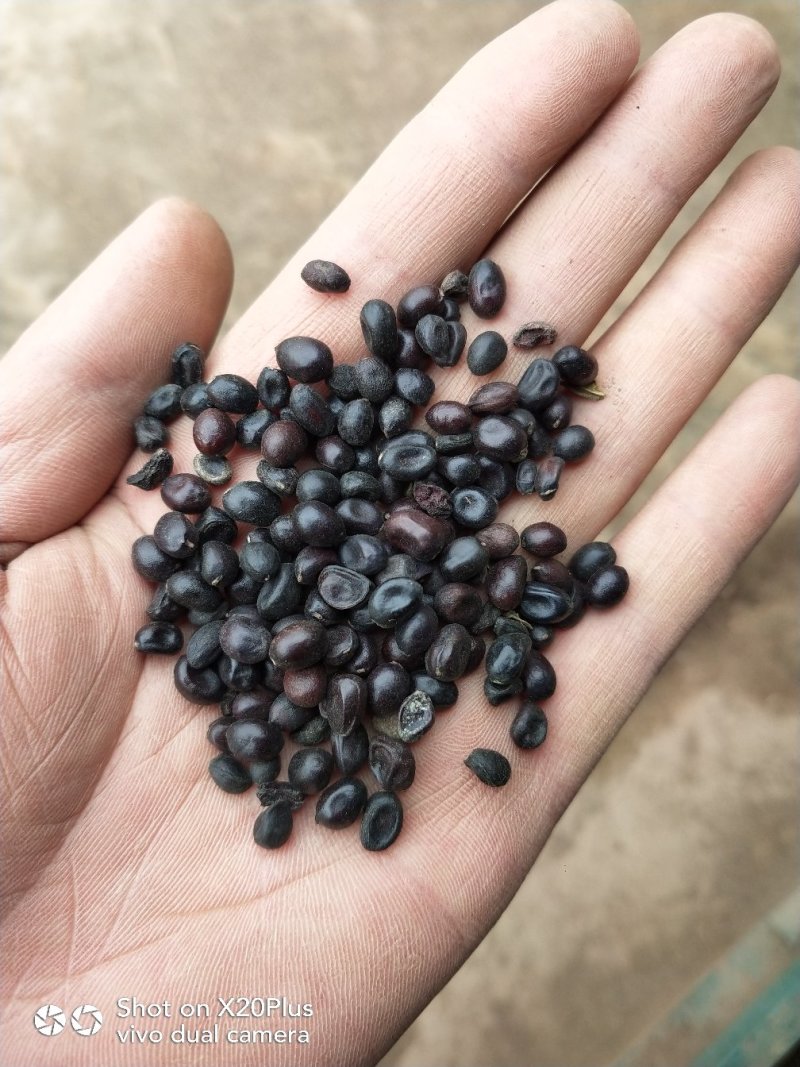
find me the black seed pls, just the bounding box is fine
[207,716,231,753]
[268,619,327,670]
[394,367,435,406]
[415,313,450,361]
[369,736,415,791]
[180,381,212,418]
[367,663,411,717]
[198,540,238,589]
[411,672,458,708]
[477,456,514,501]
[585,564,629,606]
[296,469,341,506]
[206,373,259,413]
[170,341,204,388]
[465,747,511,787]
[518,358,561,412]
[174,656,225,704]
[521,522,567,557]
[437,453,480,488]
[515,459,538,495]
[256,367,291,411]
[360,299,399,362]
[511,703,548,749]
[395,328,427,369]
[239,540,281,582]
[397,284,443,329]
[337,398,374,446]
[395,603,439,657]
[379,442,437,481]
[569,541,616,581]
[450,486,498,530]
[377,689,435,743]
[435,432,474,455]
[318,565,371,611]
[289,383,335,437]
[519,582,573,625]
[331,721,370,775]
[292,715,331,746]
[439,536,488,582]
[249,757,282,785]
[134,414,168,453]
[523,650,557,700]
[327,364,359,400]
[209,754,251,793]
[441,297,461,321]
[146,583,184,622]
[340,471,382,501]
[195,506,238,545]
[275,336,334,383]
[368,577,423,628]
[269,693,314,732]
[255,462,297,498]
[294,545,339,586]
[131,535,180,582]
[160,473,211,513]
[484,676,523,705]
[485,631,531,685]
[433,583,483,627]
[152,511,198,560]
[257,564,304,620]
[315,777,368,828]
[226,717,283,762]
[474,415,528,462]
[288,748,334,795]
[536,456,565,500]
[552,425,595,461]
[127,448,174,490]
[144,383,183,421]
[468,259,506,318]
[315,435,355,476]
[467,330,508,375]
[219,615,270,664]
[538,394,572,431]
[301,259,351,293]
[512,321,557,348]
[354,356,395,403]
[222,481,281,526]
[381,509,452,561]
[323,624,358,667]
[552,344,598,386]
[295,500,346,547]
[186,619,224,669]
[530,558,573,590]
[361,791,403,851]
[134,622,183,654]
[378,396,413,438]
[253,802,293,849]
[193,454,232,485]
[322,672,366,734]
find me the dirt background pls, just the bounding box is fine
[1,1,797,1065]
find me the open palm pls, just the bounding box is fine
[1,2,798,1064]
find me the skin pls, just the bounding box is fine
[0,1,798,1063]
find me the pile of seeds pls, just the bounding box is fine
[129,258,629,851]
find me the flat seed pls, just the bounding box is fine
[318,565,371,610]
[464,748,511,787]
[512,321,557,348]
[193,454,233,485]
[127,448,174,490]
[369,736,415,791]
[360,791,403,851]
[440,269,469,300]
[256,780,305,811]
[134,415,168,453]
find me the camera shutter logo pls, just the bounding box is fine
[33,1004,66,1037]
[71,1004,103,1036]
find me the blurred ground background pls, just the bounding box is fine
[1,1,797,1064]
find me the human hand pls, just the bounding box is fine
[1,1,798,1064]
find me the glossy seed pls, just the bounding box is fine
[368,577,423,628]
[538,394,573,431]
[300,259,351,293]
[552,425,595,462]
[206,373,259,413]
[536,456,565,500]
[222,481,281,526]
[484,676,523,705]
[474,415,528,462]
[219,615,270,664]
[450,486,498,530]
[331,721,370,775]
[275,336,334,383]
[552,344,598,386]
[425,623,471,681]
[192,407,236,456]
[569,541,616,581]
[268,620,327,670]
[512,321,557,348]
[260,419,308,466]
[174,656,225,704]
[360,791,403,851]
[324,673,367,734]
[468,259,506,318]
[520,522,567,557]
[288,747,334,794]
[170,342,204,388]
[394,367,435,406]
[468,381,519,414]
[315,776,368,828]
[397,284,443,328]
[425,401,472,435]
[131,536,180,581]
[517,358,561,412]
[360,300,399,362]
[134,622,183,654]
[515,459,538,495]
[464,747,511,787]
[485,631,531,685]
[226,717,283,762]
[186,619,224,669]
[414,313,448,361]
[153,511,198,559]
[160,472,211,513]
[519,582,574,625]
[144,383,183,421]
[467,330,507,375]
[523,650,557,700]
[180,382,212,418]
[585,564,629,606]
[127,448,174,490]
[253,802,293,849]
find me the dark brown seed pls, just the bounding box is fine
[512,321,557,348]
[289,384,335,437]
[275,336,334,382]
[476,523,520,559]
[425,623,471,681]
[360,791,403,851]
[536,456,565,500]
[397,284,443,329]
[538,394,573,431]
[192,408,237,456]
[530,559,573,590]
[284,665,328,708]
[318,565,371,610]
[300,260,351,293]
[219,615,270,664]
[160,473,211,513]
[261,420,309,466]
[520,522,567,557]
[369,735,416,791]
[153,511,198,559]
[464,747,511,787]
[412,482,452,518]
[253,802,293,849]
[486,555,528,611]
[127,448,174,490]
[468,259,506,318]
[381,509,452,562]
[256,780,305,811]
[367,663,411,717]
[433,583,483,627]
[269,620,328,670]
[315,776,368,828]
[170,342,205,388]
[468,381,519,414]
[331,722,370,775]
[440,269,469,300]
[425,400,472,435]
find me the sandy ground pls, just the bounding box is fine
[1,2,797,1064]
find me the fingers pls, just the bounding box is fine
[212,0,639,371]
[492,145,800,545]
[0,198,233,552]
